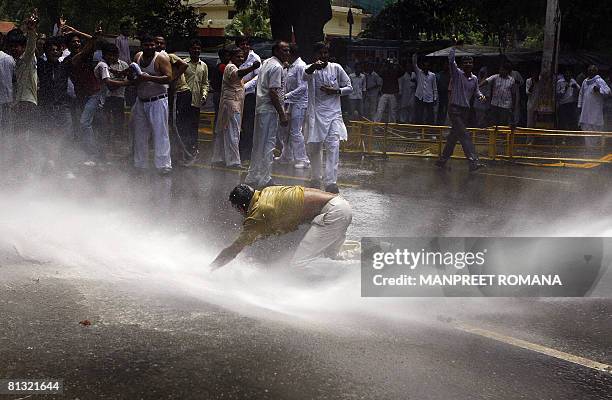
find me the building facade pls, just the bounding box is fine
[187,0,368,38]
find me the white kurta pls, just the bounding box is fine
[578,75,611,128]
[304,62,352,143]
[398,72,416,108]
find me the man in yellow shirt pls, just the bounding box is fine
[211,184,352,269]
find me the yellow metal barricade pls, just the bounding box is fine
[344,120,612,168]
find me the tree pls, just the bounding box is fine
[225,0,272,38]
[0,0,202,45]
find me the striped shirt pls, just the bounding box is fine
[486,74,515,109]
[448,47,481,108]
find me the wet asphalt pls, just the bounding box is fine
[0,150,611,399]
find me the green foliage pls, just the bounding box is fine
[0,0,202,43]
[364,0,612,51]
[225,8,272,38]
[226,0,271,39]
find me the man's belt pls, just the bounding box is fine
[139,93,168,103]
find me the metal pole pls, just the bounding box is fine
[537,0,560,126]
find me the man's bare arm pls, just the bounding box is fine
[210,240,248,270]
[172,57,188,82]
[103,77,132,89]
[138,53,172,84]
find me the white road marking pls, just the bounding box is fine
[456,323,612,374]
[474,172,572,185]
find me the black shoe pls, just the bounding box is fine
[435,159,447,168]
[325,183,339,194]
[308,179,321,189]
[469,162,486,172]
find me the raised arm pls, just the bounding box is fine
[237,60,260,79]
[448,46,460,78]
[412,53,422,74]
[72,32,98,66]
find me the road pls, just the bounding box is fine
[0,153,610,399]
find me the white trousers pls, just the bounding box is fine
[291,196,352,267]
[309,132,340,186]
[278,106,309,163]
[375,94,397,123]
[245,111,280,187]
[364,94,379,120]
[580,123,603,148]
[132,98,171,169]
[212,111,241,166]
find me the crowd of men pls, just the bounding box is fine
[1,11,611,189]
[344,51,612,137]
[0,12,356,193]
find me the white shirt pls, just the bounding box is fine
[255,56,284,114]
[525,77,542,110]
[364,71,382,96]
[304,62,352,143]
[578,75,611,127]
[413,55,438,103]
[0,51,15,105]
[398,72,416,107]
[486,74,516,109]
[284,57,308,108]
[240,50,261,95]
[348,72,366,100]
[94,60,111,102]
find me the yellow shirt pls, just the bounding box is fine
[168,53,189,93]
[14,31,38,105]
[183,57,209,108]
[235,186,305,247]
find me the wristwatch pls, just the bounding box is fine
[336,88,341,95]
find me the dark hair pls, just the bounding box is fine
[289,43,299,56]
[461,56,473,64]
[43,36,62,53]
[312,42,328,54]
[218,47,228,57]
[140,33,155,44]
[229,184,255,212]
[271,40,287,57]
[190,38,201,48]
[120,21,131,29]
[500,62,512,71]
[235,37,249,46]
[226,44,242,58]
[65,32,80,43]
[6,28,26,47]
[102,42,119,55]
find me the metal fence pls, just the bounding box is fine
[196,115,612,168]
[343,121,612,168]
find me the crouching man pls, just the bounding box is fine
[210,184,352,270]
